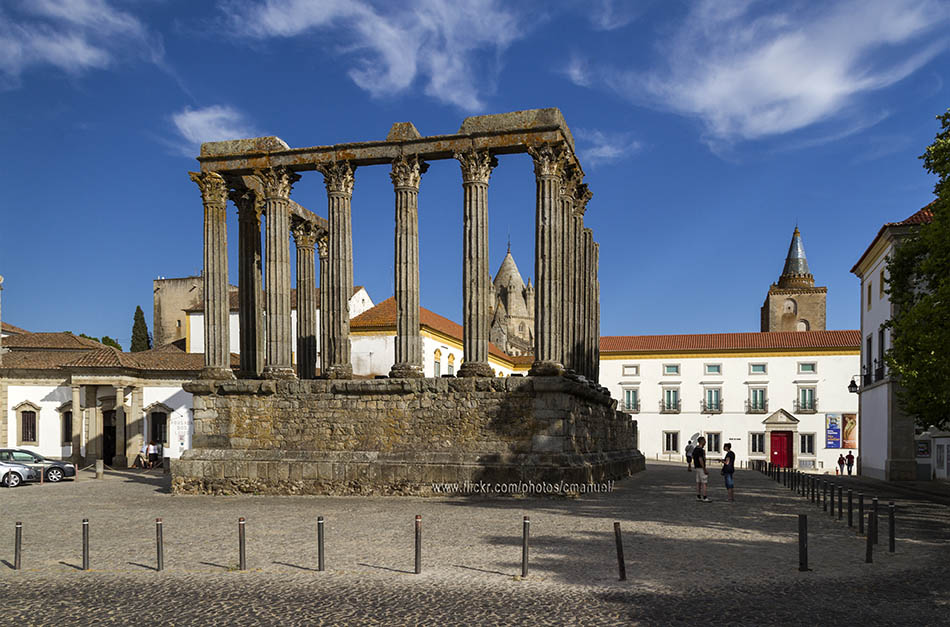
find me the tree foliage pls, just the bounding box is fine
[885,109,950,431]
[100,336,122,350]
[130,305,151,352]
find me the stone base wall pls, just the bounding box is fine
[173,376,644,495]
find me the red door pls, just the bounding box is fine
[770,431,792,468]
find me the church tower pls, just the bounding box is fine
[761,227,827,332]
[489,248,535,356]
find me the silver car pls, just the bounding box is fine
[0,460,39,487]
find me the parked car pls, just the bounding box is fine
[0,449,76,483]
[0,460,39,487]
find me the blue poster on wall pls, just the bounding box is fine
[825,414,842,449]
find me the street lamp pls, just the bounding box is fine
[848,377,859,394]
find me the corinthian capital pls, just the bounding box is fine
[574,183,593,216]
[291,217,319,249]
[559,165,583,199]
[189,171,228,210]
[390,155,428,190]
[316,161,355,196]
[229,187,265,223]
[317,235,329,260]
[527,143,570,179]
[253,166,300,200]
[454,149,497,185]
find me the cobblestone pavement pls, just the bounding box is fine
[1,462,947,625]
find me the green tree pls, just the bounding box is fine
[100,336,122,351]
[130,305,152,352]
[885,109,950,430]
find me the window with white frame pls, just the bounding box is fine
[704,387,722,411]
[800,433,816,455]
[704,363,722,375]
[662,388,680,411]
[663,363,680,375]
[749,387,767,411]
[663,431,679,453]
[433,349,442,377]
[798,387,816,411]
[706,432,722,453]
[750,432,765,454]
[750,363,767,374]
[798,362,817,374]
[622,388,639,412]
[622,364,639,377]
[447,354,455,376]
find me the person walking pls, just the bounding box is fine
[693,437,709,502]
[146,440,159,470]
[837,454,846,476]
[846,450,855,475]
[685,440,694,471]
[721,443,736,502]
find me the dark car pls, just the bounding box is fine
[0,449,76,483]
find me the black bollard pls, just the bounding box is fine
[872,498,879,545]
[415,515,422,575]
[522,516,530,578]
[82,518,89,571]
[613,522,626,581]
[848,490,854,527]
[798,514,809,572]
[238,517,246,571]
[317,517,325,572]
[859,494,865,535]
[838,486,843,521]
[830,484,835,518]
[865,512,874,563]
[888,502,896,553]
[156,518,164,572]
[822,481,827,512]
[14,522,22,571]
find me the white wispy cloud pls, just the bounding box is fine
[171,105,257,157]
[222,0,525,111]
[585,0,649,31]
[0,0,162,86]
[563,53,591,87]
[602,0,950,146]
[576,128,642,166]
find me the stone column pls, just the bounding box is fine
[528,144,568,376]
[127,386,143,464]
[70,385,82,463]
[389,155,428,378]
[583,228,594,380]
[574,185,592,377]
[593,240,601,383]
[559,168,578,371]
[455,149,496,378]
[318,236,330,374]
[85,386,99,462]
[292,218,319,379]
[114,385,127,467]
[255,166,300,379]
[189,171,234,379]
[231,187,265,378]
[317,162,356,379]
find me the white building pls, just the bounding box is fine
[850,203,935,480]
[601,331,860,471]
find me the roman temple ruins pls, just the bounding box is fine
[173,108,643,494]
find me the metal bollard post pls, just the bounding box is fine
[14,522,22,571]
[859,494,864,535]
[848,490,854,527]
[82,518,89,570]
[798,514,809,572]
[156,518,164,572]
[872,498,879,545]
[317,517,325,572]
[95,460,103,480]
[888,502,895,553]
[521,516,530,578]
[865,512,874,563]
[830,484,835,518]
[414,515,422,575]
[838,486,843,521]
[822,481,827,512]
[238,517,246,571]
[613,522,626,581]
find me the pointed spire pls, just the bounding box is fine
[777,227,814,288]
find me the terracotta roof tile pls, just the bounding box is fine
[2,332,106,350]
[1,322,30,334]
[0,350,93,370]
[186,286,365,312]
[600,330,860,353]
[852,201,936,273]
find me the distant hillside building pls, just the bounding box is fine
[761,228,827,332]
[489,248,534,356]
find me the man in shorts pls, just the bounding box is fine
[685,440,694,471]
[693,436,709,502]
[721,443,736,502]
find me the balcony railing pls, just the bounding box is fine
[863,372,872,387]
[875,366,885,382]
[745,399,769,414]
[659,400,681,414]
[622,400,640,413]
[701,399,723,414]
[794,398,819,414]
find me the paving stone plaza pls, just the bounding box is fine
[1,462,947,624]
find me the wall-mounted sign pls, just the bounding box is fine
[825,414,842,449]
[916,440,931,458]
[842,414,857,449]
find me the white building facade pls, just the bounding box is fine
[601,331,860,472]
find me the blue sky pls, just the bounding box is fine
[1,0,948,348]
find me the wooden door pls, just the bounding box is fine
[770,431,791,468]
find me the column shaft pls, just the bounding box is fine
[189,171,233,379]
[583,229,594,380]
[293,219,319,379]
[389,156,427,378]
[560,173,576,371]
[318,237,330,375]
[318,162,355,379]
[127,386,143,464]
[114,385,127,467]
[70,385,82,463]
[529,145,567,376]
[257,167,299,379]
[234,188,264,377]
[456,149,495,377]
[593,240,601,383]
[574,186,592,378]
